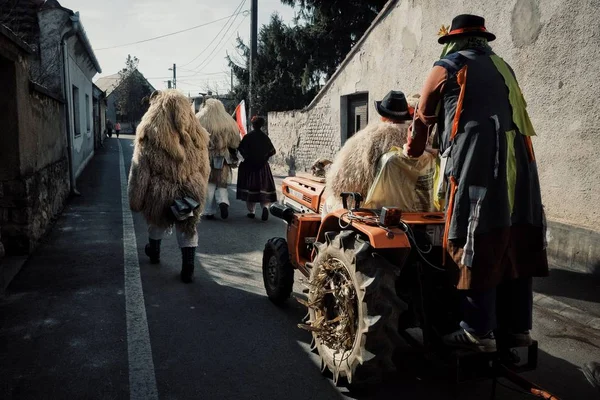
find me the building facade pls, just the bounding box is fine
[0,0,101,266]
[267,0,600,276]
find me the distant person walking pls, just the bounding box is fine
[236,116,277,221]
[115,122,121,138]
[106,119,114,138]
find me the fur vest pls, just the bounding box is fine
[325,121,410,209]
[128,90,210,234]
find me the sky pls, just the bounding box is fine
[61,0,298,96]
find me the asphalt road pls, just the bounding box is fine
[1,137,599,400]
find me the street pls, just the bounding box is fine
[1,137,599,400]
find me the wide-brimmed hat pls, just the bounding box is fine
[438,14,496,44]
[375,91,412,121]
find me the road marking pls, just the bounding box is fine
[118,140,159,400]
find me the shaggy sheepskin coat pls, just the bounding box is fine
[325,121,411,209]
[128,90,210,234]
[196,98,241,187]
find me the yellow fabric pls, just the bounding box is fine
[506,130,517,214]
[364,148,436,211]
[490,55,536,137]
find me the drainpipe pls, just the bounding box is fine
[61,13,81,196]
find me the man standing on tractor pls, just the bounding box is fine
[405,14,549,353]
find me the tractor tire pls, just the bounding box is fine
[263,237,294,306]
[305,230,407,386]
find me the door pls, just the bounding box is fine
[347,93,368,139]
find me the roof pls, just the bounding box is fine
[94,73,121,96]
[0,0,45,47]
[0,0,101,73]
[94,70,156,97]
[0,23,34,53]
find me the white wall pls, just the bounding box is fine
[68,55,95,178]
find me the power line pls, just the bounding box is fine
[187,14,248,77]
[145,71,227,79]
[194,14,246,72]
[94,10,248,51]
[178,0,247,68]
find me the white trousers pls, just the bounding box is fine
[148,224,198,248]
[203,183,229,215]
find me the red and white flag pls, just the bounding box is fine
[235,100,247,137]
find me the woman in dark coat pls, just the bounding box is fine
[236,116,277,221]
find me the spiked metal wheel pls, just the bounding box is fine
[262,237,295,306]
[301,230,406,386]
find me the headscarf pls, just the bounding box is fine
[440,36,492,58]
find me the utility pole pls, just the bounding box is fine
[173,63,177,89]
[230,68,234,94]
[248,0,258,122]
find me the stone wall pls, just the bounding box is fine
[0,159,69,255]
[0,30,70,258]
[267,0,600,274]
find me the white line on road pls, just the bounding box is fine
[118,140,159,400]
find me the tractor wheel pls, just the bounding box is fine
[262,238,294,306]
[303,231,407,386]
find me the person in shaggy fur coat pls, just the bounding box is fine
[323,90,417,212]
[128,89,210,283]
[196,98,241,220]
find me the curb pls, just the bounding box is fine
[534,293,600,331]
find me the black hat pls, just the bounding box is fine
[438,14,496,44]
[375,91,412,121]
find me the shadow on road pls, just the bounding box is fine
[178,253,582,400]
[534,268,600,316]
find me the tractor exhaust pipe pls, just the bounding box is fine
[269,203,294,224]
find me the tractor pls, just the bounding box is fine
[262,172,558,398]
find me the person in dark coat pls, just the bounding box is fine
[236,116,277,221]
[406,14,548,353]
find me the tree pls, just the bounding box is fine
[227,14,320,115]
[227,1,386,114]
[113,55,154,126]
[282,0,387,78]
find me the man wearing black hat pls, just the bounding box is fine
[375,90,414,123]
[324,90,415,212]
[405,15,548,353]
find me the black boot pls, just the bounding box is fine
[180,247,196,283]
[219,203,229,219]
[145,239,161,264]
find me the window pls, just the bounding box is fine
[72,85,80,136]
[85,94,90,132]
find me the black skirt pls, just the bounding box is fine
[236,161,277,203]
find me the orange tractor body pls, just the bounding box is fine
[263,174,555,398]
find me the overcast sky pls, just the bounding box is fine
[61,0,297,96]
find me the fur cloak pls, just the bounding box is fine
[196,98,241,187]
[325,121,411,210]
[128,89,210,234]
